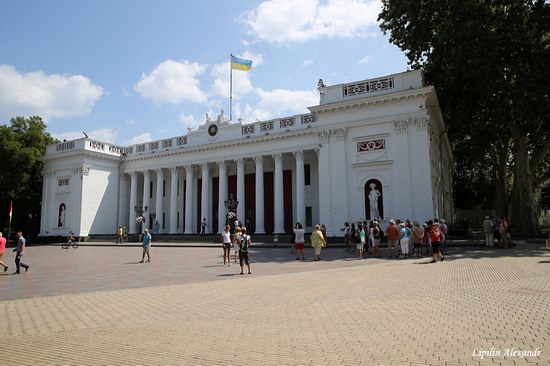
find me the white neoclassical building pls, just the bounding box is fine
[39,69,453,238]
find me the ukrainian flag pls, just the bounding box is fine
[231,55,253,71]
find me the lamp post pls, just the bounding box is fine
[224,193,239,230]
[134,201,148,237]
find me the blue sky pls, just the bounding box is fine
[0,0,408,145]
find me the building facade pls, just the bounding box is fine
[39,70,453,238]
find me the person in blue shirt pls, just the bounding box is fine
[139,229,152,263]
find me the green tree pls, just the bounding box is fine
[0,116,57,237]
[379,0,550,235]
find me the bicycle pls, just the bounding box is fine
[62,234,79,249]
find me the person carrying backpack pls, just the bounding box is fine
[239,227,252,275]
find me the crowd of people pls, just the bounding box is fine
[482,215,514,248]
[341,218,448,262]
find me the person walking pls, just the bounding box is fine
[200,218,208,236]
[439,219,448,254]
[294,223,306,260]
[117,225,123,244]
[385,219,399,258]
[154,220,160,235]
[14,231,30,274]
[310,224,326,261]
[429,223,445,263]
[499,217,511,248]
[238,227,252,275]
[221,225,232,266]
[0,232,8,272]
[483,216,494,247]
[139,229,152,263]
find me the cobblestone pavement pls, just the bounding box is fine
[0,244,549,365]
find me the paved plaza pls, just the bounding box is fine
[0,242,549,365]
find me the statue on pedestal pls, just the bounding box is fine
[368,183,381,220]
[225,194,239,230]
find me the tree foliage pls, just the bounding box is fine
[0,116,57,237]
[379,0,550,235]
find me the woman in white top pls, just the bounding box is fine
[293,223,306,260]
[221,225,232,266]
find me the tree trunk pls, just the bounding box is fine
[510,135,540,236]
[494,142,509,217]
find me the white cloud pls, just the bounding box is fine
[124,133,152,145]
[358,55,372,64]
[303,59,314,66]
[53,128,118,143]
[0,64,103,121]
[134,60,208,105]
[179,113,203,131]
[211,62,254,99]
[233,88,318,123]
[242,0,381,44]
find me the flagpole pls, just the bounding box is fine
[229,54,233,122]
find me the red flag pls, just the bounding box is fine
[9,201,12,224]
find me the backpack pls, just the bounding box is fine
[240,235,249,252]
[430,228,441,242]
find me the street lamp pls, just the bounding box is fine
[134,201,148,234]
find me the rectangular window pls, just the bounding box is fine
[304,164,311,185]
[163,180,166,197]
[149,182,153,198]
[177,212,180,228]
[162,212,165,229]
[177,179,180,196]
[306,206,312,227]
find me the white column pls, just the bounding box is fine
[169,167,178,234]
[273,153,285,233]
[317,130,332,236]
[235,158,245,225]
[293,151,306,226]
[253,156,265,234]
[201,163,210,234]
[217,161,227,234]
[155,168,164,234]
[129,171,138,234]
[39,170,50,235]
[184,165,194,234]
[142,170,150,232]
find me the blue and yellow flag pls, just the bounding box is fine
[231,55,253,71]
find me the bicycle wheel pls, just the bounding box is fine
[62,243,69,249]
[72,242,79,248]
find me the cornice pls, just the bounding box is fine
[40,149,122,163]
[123,129,319,162]
[308,86,434,114]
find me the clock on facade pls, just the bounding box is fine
[208,124,218,137]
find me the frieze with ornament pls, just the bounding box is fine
[301,114,317,124]
[89,141,105,151]
[260,121,274,132]
[242,125,255,135]
[162,139,173,148]
[56,141,75,151]
[280,117,295,128]
[176,136,187,146]
[58,178,70,186]
[357,139,386,152]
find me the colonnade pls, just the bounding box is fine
[126,151,308,235]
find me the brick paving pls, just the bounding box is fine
[0,243,549,365]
